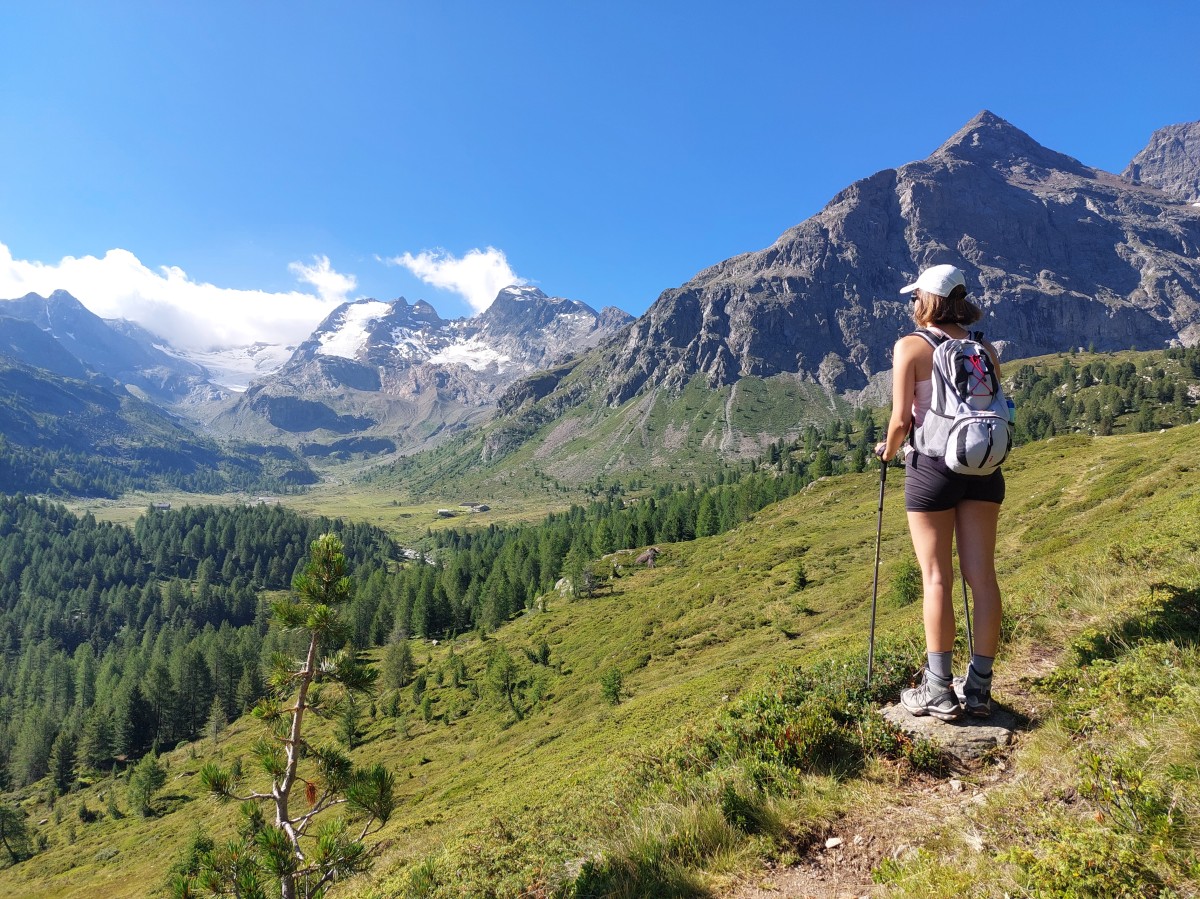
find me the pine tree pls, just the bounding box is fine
[336,693,363,750]
[7,710,54,788]
[561,541,590,599]
[76,711,113,774]
[695,493,719,538]
[49,728,77,794]
[235,665,264,713]
[380,640,414,690]
[128,751,167,817]
[177,535,396,899]
[813,447,833,478]
[205,696,227,744]
[485,644,520,714]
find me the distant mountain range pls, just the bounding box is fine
[0,284,633,484]
[0,290,216,404]
[2,112,1199,492]
[205,286,633,453]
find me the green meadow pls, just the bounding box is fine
[6,410,1200,897]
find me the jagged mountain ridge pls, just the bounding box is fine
[214,285,633,446]
[496,111,1200,426]
[1124,120,1200,205]
[0,290,217,404]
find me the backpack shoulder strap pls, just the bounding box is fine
[971,330,985,342]
[911,328,943,349]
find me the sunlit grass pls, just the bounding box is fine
[10,420,1200,897]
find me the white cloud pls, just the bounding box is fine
[388,246,525,313]
[0,242,352,351]
[289,255,357,305]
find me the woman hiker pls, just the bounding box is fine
[874,263,1005,721]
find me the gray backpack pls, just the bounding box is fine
[911,329,1012,476]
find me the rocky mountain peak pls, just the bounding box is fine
[477,285,598,336]
[6,289,88,326]
[1124,121,1200,204]
[217,285,632,447]
[930,109,1092,178]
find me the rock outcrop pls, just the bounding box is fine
[1124,121,1200,204]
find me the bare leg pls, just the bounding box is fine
[955,500,1002,658]
[906,508,957,653]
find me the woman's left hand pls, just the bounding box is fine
[874,442,888,460]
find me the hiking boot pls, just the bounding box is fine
[953,667,993,718]
[901,670,962,721]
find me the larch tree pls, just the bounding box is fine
[174,534,397,899]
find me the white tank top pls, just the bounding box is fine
[913,379,932,426]
[911,326,953,426]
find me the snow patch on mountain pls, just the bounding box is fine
[427,337,511,371]
[172,343,296,392]
[388,327,442,361]
[317,301,391,359]
[505,285,546,301]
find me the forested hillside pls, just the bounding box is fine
[1008,346,1200,440]
[0,500,395,792]
[0,356,319,498]
[0,455,842,796]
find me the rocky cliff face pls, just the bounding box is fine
[512,111,1200,418]
[1124,121,1200,204]
[217,286,632,443]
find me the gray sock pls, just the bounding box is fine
[969,654,994,680]
[927,651,954,681]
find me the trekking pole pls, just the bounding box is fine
[866,456,888,688]
[959,549,974,657]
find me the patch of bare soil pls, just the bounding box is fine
[728,764,1015,899]
[725,647,1058,899]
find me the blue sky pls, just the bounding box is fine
[1,1,1197,350]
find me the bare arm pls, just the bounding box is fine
[984,339,1002,381]
[877,336,923,460]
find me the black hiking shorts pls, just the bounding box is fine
[904,451,1005,512]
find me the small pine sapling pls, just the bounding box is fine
[172,534,397,899]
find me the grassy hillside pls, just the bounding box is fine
[5,419,1200,897]
[361,371,854,500]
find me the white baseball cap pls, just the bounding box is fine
[899,264,966,297]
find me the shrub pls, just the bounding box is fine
[793,563,808,592]
[600,668,623,705]
[1001,819,1164,898]
[890,556,922,607]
